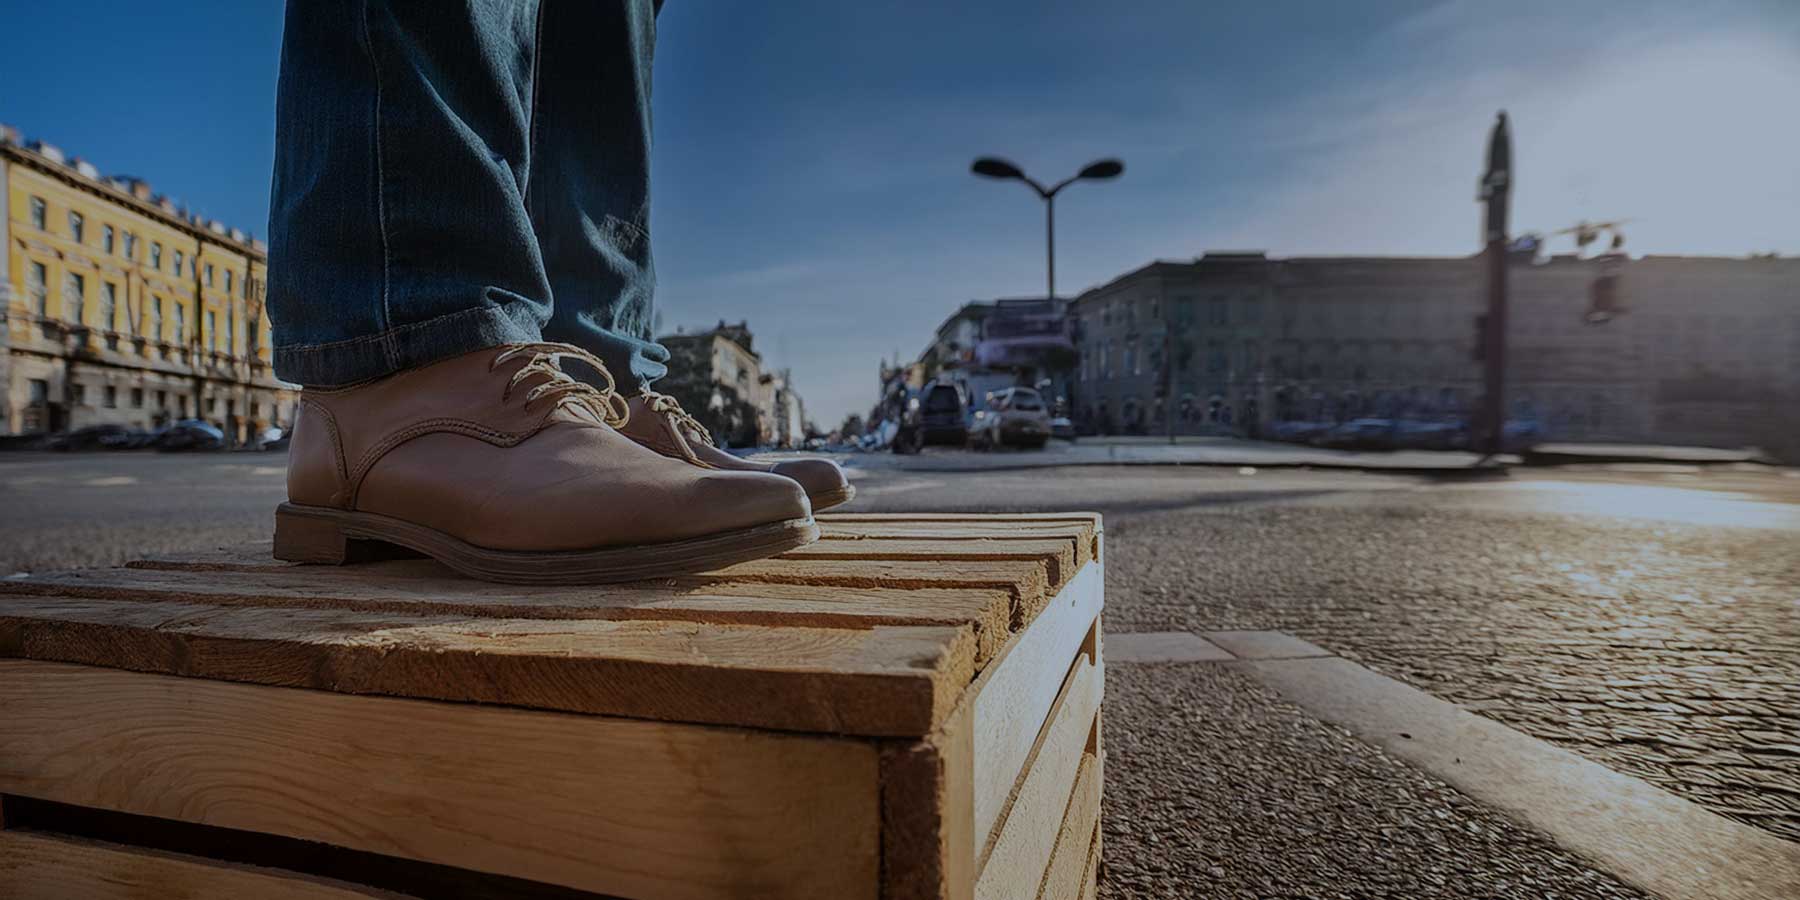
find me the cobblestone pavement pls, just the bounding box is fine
[1100,489,1800,844]
[1099,663,1651,899]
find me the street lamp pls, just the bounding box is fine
[970,156,1123,302]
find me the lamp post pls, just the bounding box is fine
[971,157,1123,428]
[1476,111,1511,458]
[970,157,1123,303]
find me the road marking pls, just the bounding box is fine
[83,476,138,486]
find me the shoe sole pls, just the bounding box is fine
[272,502,819,585]
[808,483,856,512]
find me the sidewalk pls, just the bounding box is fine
[1101,631,1799,899]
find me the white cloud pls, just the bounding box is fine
[1214,4,1800,257]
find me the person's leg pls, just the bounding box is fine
[267,0,817,582]
[267,0,551,386]
[525,0,670,391]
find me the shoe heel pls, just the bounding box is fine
[273,505,350,564]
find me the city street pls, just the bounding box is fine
[3,450,1797,897]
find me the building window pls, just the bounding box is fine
[103,225,115,253]
[73,384,87,406]
[151,297,164,340]
[68,211,84,243]
[123,230,137,259]
[150,242,163,269]
[207,310,218,351]
[173,251,185,277]
[1126,340,1139,376]
[224,270,234,294]
[103,385,118,409]
[100,282,118,331]
[174,305,185,343]
[29,196,47,230]
[248,320,260,356]
[131,387,144,408]
[155,389,167,410]
[29,379,50,406]
[28,261,48,315]
[1208,299,1229,326]
[226,304,236,355]
[64,272,85,324]
[205,264,214,287]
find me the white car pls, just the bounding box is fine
[971,387,1052,450]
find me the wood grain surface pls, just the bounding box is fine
[0,660,880,900]
[0,514,1099,737]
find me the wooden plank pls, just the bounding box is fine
[0,830,405,900]
[7,564,1011,641]
[1077,830,1100,900]
[118,547,1052,627]
[880,700,976,900]
[821,513,1101,525]
[1033,755,1103,900]
[821,521,1093,539]
[0,660,881,900]
[819,516,1103,571]
[976,657,1101,900]
[781,538,1078,595]
[971,563,1104,847]
[0,596,976,737]
[702,558,1050,625]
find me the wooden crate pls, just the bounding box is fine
[0,512,1104,900]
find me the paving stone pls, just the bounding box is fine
[1204,629,1332,659]
[1107,631,1234,663]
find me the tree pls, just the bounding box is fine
[837,414,865,441]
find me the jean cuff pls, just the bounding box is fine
[273,301,544,387]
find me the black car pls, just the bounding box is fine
[49,424,142,451]
[153,419,227,452]
[913,382,969,446]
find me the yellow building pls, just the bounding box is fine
[1,125,294,443]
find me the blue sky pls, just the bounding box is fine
[5,1,1797,425]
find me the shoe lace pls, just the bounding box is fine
[490,342,630,427]
[640,390,715,447]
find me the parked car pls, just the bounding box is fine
[896,382,968,452]
[153,419,227,452]
[1049,416,1077,441]
[1269,419,1334,445]
[1318,418,1398,450]
[257,426,291,451]
[1393,418,1468,450]
[48,424,143,452]
[971,387,1052,450]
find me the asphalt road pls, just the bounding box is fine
[3,449,1796,896]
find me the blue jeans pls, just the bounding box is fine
[267,0,668,389]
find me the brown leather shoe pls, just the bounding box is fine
[618,392,855,510]
[273,343,817,583]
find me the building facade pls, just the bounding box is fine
[658,320,807,448]
[1072,250,1799,458]
[2,126,294,442]
[911,297,1078,418]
